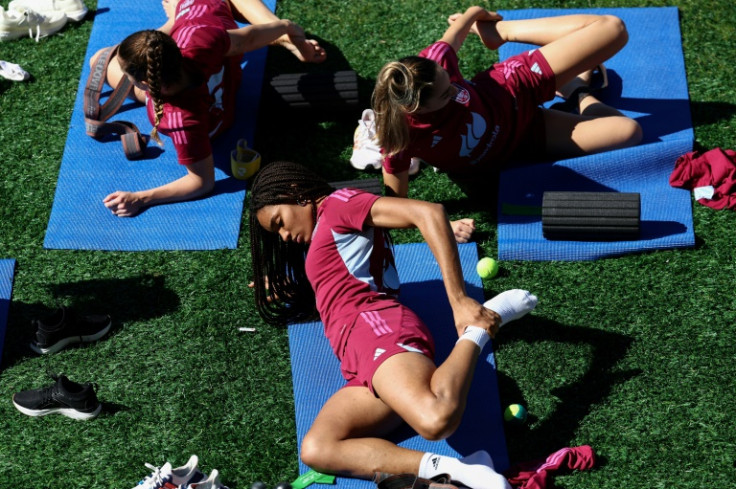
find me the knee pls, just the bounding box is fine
[600,15,629,48]
[619,117,643,148]
[413,409,462,442]
[300,431,332,470]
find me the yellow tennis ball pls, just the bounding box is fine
[476,257,499,279]
[503,404,527,424]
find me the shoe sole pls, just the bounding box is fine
[13,400,102,420]
[65,8,88,22]
[30,318,112,354]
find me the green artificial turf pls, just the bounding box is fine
[1,0,735,487]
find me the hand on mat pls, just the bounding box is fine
[452,295,501,339]
[103,191,144,217]
[451,218,475,243]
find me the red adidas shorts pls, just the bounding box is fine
[340,305,436,396]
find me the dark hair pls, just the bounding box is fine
[372,56,438,155]
[117,30,184,146]
[248,161,335,326]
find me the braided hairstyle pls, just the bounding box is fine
[249,161,335,326]
[372,56,438,156]
[118,29,184,146]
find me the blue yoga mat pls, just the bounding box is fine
[289,243,509,489]
[496,7,695,261]
[44,0,275,251]
[0,259,17,367]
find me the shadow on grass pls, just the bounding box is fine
[494,317,641,463]
[2,274,179,369]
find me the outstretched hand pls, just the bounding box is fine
[452,295,502,339]
[103,191,145,217]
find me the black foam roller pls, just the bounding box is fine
[542,192,640,241]
[267,71,359,111]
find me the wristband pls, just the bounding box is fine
[456,325,490,350]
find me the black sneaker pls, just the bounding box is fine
[30,306,111,354]
[12,374,102,420]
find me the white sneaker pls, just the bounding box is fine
[0,6,67,42]
[186,469,230,489]
[0,60,30,80]
[9,0,87,22]
[350,108,382,171]
[132,455,204,489]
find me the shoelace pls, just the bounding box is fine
[17,9,44,42]
[140,463,169,488]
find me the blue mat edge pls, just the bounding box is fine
[0,259,17,368]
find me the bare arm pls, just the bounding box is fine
[440,6,502,52]
[102,156,215,217]
[382,168,409,198]
[367,197,500,337]
[226,19,303,57]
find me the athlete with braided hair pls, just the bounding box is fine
[249,161,538,488]
[94,0,325,217]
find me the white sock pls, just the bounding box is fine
[418,453,511,489]
[483,289,538,327]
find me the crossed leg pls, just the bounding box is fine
[465,13,643,156]
[301,340,481,479]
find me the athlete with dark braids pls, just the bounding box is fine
[92,0,325,217]
[249,161,538,487]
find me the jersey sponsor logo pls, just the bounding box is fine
[374,348,386,361]
[459,112,486,157]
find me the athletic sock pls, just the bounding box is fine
[483,289,538,327]
[418,453,511,489]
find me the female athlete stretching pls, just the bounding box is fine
[373,6,642,242]
[249,161,538,489]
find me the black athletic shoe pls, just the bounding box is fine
[30,306,111,354]
[12,374,102,420]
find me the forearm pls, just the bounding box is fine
[136,172,214,207]
[441,6,490,50]
[415,204,468,306]
[226,20,293,56]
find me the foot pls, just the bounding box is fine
[483,289,538,327]
[447,12,505,50]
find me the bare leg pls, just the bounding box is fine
[454,14,628,91]
[302,341,482,479]
[542,108,642,157]
[227,0,326,62]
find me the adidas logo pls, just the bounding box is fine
[374,348,386,361]
[431,456,440,470]
[431,135,442,148]
[531,62,542,75]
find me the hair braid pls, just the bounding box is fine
[372,56,438,155]
[248,161,335,326]
[118,29,184,147]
